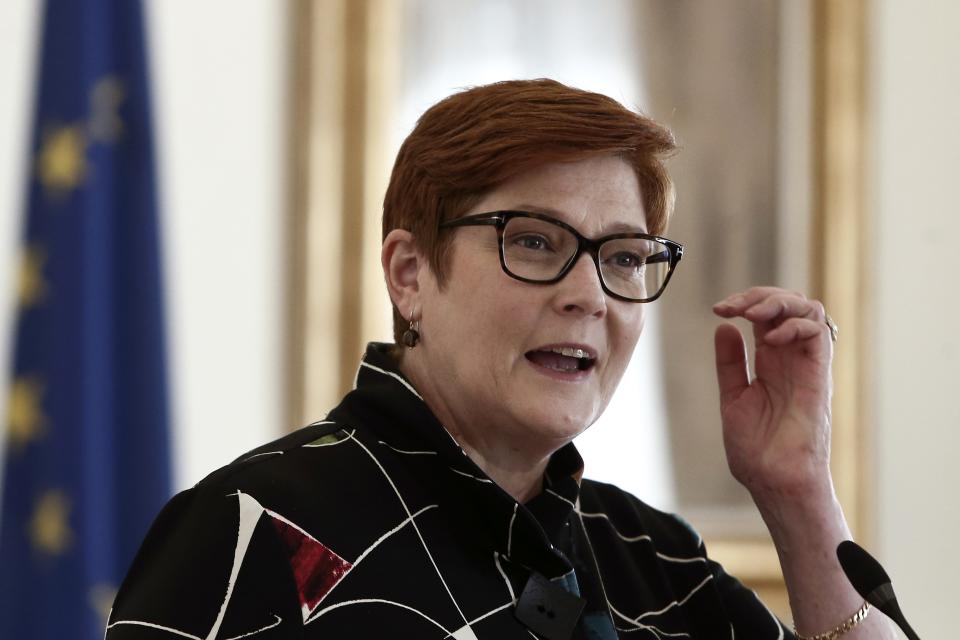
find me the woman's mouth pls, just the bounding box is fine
[525,346,597,377]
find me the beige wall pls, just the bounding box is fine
[0,3,37,470]
[872,2,960,637]
[145,0,288,489]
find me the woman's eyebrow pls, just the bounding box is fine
[511,203,648,235]
[601,221,649,234]
[510,203,565,217]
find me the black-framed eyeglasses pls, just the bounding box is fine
[439,210,684,303]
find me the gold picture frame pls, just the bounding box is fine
[286,0,869,623]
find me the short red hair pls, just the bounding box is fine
[383,78,676,342]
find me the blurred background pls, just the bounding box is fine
[0,0,957,638]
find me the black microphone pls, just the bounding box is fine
[836,540,921,640]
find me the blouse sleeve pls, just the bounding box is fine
[707,554,797,640]
[106,484,303,639]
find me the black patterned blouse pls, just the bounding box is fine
[106,343,793,639]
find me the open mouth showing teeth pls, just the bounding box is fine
[525,347,596,372]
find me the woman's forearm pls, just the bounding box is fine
[755,482,898,640]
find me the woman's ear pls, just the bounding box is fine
[381,229,424,320]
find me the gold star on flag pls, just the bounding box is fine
[29,490,73,556]
[17,246,47,309]
[6,377,46,452]
[36,124,88,195]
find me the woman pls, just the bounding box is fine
[107,80,894,639]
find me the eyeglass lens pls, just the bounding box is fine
[501,216,671,301]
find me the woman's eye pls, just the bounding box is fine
[514,235,550,251]
[611,252,643,268]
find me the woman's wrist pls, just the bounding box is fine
[748,479,889,637]
[746,465,840,530]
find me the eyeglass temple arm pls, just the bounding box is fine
[439,215,502,229]
[645,249,679,265]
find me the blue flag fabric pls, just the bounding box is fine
[0,0,171,637]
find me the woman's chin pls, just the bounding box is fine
[507,403,595,448]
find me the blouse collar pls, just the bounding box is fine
[337,342,585,578]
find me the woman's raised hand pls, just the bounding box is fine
[711,286,836,503]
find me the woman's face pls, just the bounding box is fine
[415,155,648,451]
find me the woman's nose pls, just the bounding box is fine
[553,253,607,317]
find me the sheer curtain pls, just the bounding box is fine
[391,0,676,511]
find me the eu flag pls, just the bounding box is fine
[0,0,171,637]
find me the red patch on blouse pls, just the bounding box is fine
[268,513,353,615]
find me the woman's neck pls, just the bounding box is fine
[398,349,554,504]
[447,428,551,504]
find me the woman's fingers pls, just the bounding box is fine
[745,294,824,324]
[713,286,804,318]
[714,322,750,406]
[714,287,831,349]
[762,316,829,346]
[714,288,824,324]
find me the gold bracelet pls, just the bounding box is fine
[794,602,870,640]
